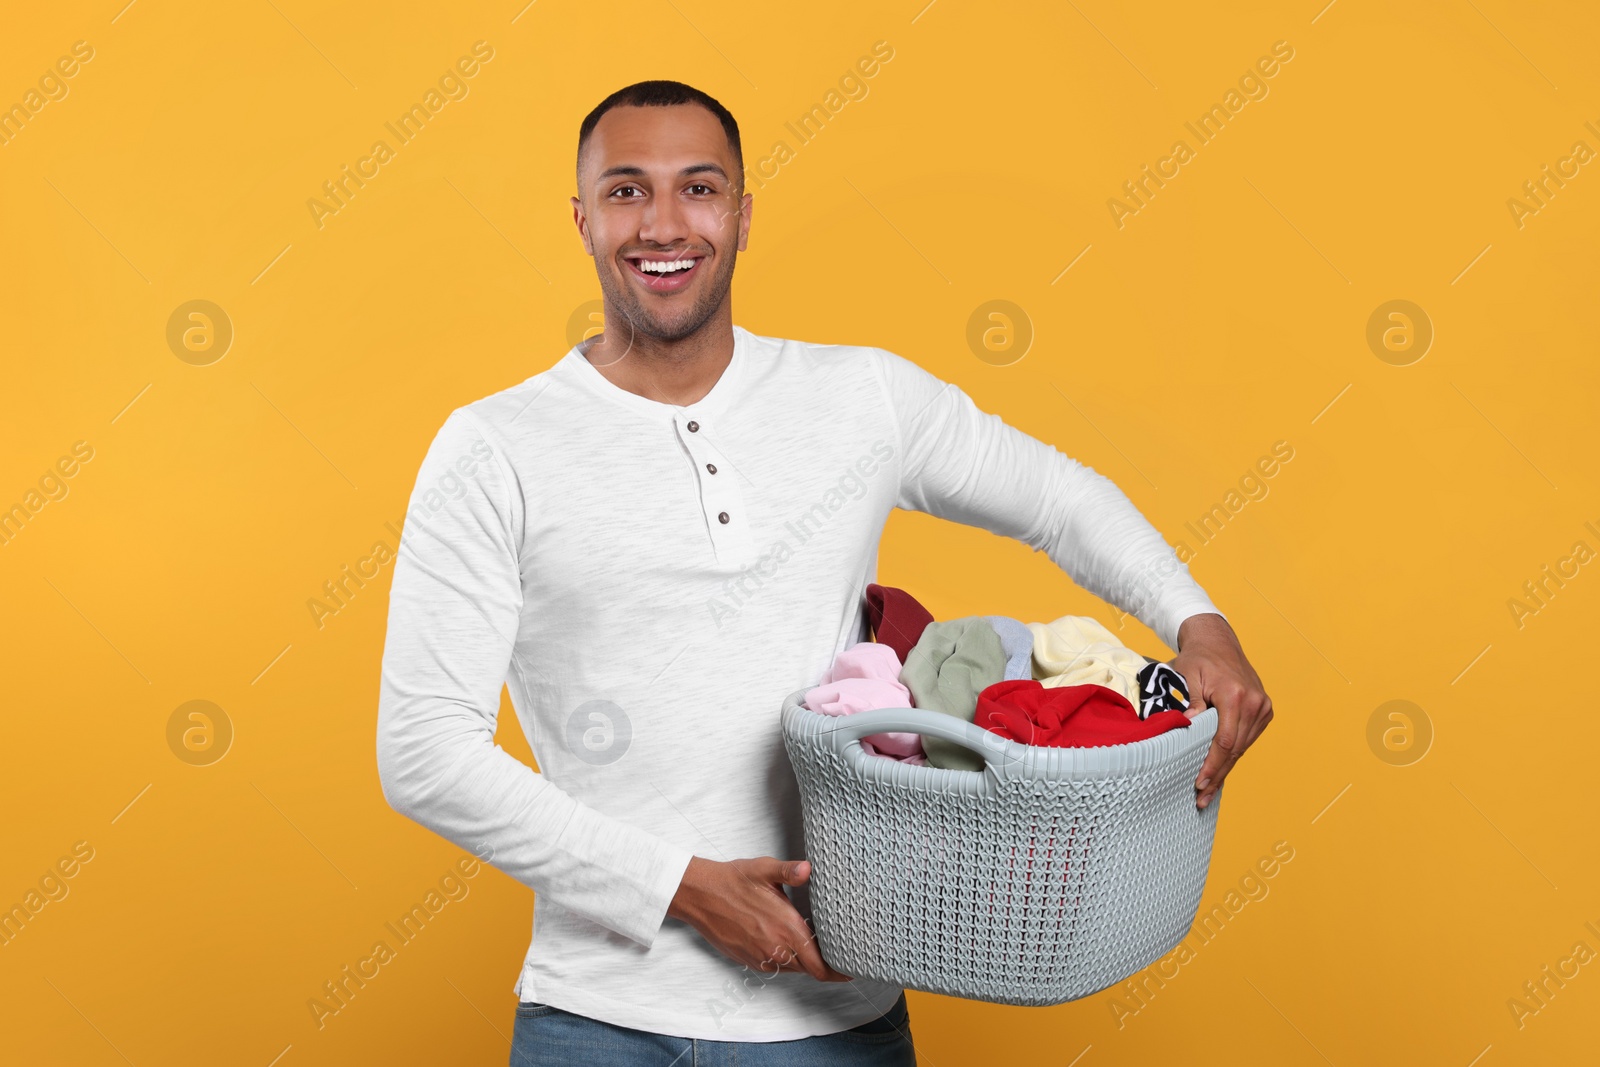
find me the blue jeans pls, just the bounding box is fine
[509,992,915,1066]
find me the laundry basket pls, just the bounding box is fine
[780,688,1221,1006]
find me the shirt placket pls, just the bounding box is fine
[673,412,756,565]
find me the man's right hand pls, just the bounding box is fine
[667,856,854,983]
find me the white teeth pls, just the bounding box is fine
[637,258,695,273]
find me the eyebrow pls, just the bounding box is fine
[595,162,729,183]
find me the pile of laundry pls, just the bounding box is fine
[804,584,1195,768]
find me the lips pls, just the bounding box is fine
[624,254,705,294]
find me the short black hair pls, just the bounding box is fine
[576,80,743,185]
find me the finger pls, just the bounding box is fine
[795,923,853,982]
[793,933,852,982]
[760,945,799,975]
[737,858,806,904]
[1199,695,1272,803]
[759,904,853,982]
[1240,697,1274,748]
[788,928,828,981]
[1195,716,1236,793]
[1202,712,1258,799]
[1221,697,1265,753]
[780,860,811,887]
[1194,682,1242,794]
[744,857,791,885]
[1197,749,1240,809]
[780,914,853,983]
[1200,708,1272,808]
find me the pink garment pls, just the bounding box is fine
[804,642,926,761]
[862,740,929,766]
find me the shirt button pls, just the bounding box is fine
[706,463,717,475]
[687,421,700,433]
[718,511,730,524]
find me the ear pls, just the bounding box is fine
[736,191,753,252]
[571,195,594,255]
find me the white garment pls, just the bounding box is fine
[375,324,1221,1041]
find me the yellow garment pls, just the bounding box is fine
[1026,615,1145,705]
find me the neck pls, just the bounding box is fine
[581,300,735,406]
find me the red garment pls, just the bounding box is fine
[975,679,1191,748]
[865,583,935,666]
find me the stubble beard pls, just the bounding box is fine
[598,246,738,345]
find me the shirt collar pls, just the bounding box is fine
[560,324,749,421]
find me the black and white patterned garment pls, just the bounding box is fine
[1136,660,1190,720]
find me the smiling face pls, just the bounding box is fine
[572,104,752,344]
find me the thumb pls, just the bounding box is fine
[780,859,812,886]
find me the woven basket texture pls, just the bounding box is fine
[781,687,1221,1005]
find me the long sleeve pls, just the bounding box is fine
[375,408,693,948]
[869,348,1222,651]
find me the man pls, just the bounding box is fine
[376,80,1273,1066]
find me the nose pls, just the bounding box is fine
[638,190,690,247]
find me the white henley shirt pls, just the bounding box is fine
[375,324,1221,1041]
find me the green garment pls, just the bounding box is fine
[900,617,1008,771]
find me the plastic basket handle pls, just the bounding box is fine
[816,706,1029,775]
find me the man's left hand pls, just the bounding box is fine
[1170,613,1273,810]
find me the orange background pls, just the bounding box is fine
[2,1,1597,1064]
